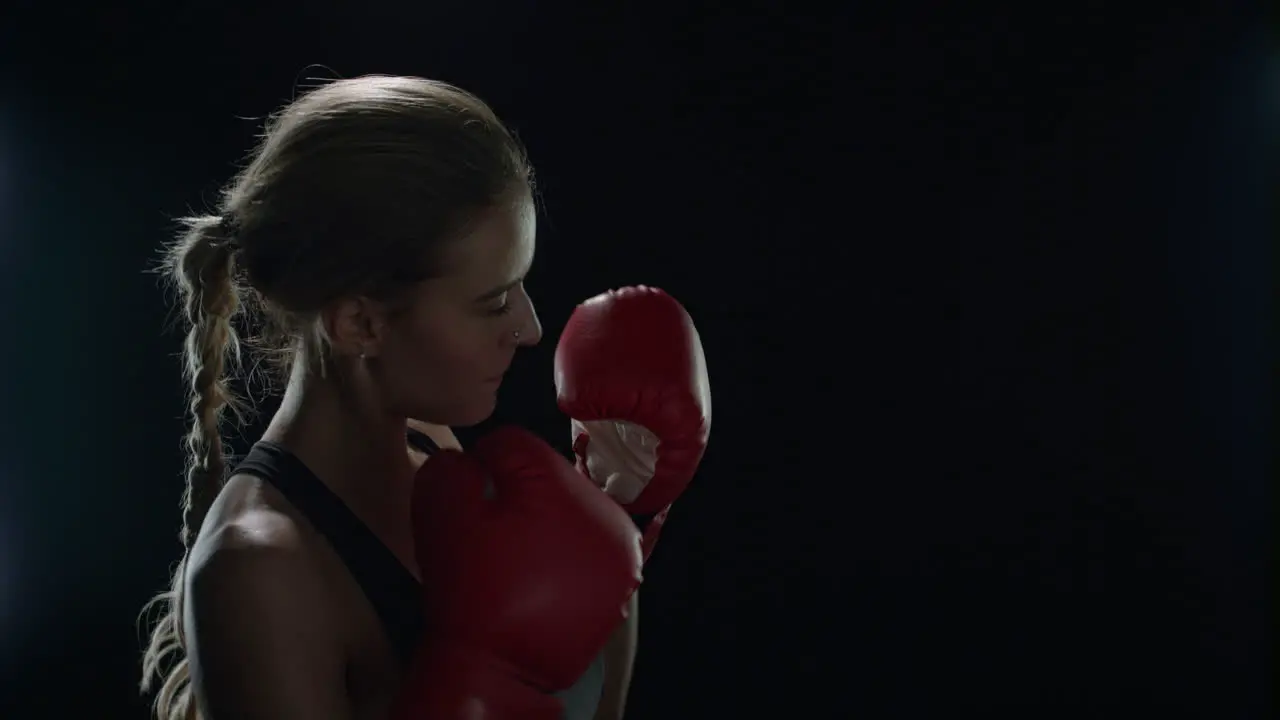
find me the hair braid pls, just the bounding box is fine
[137,74,533,719]
[140,214,243,720]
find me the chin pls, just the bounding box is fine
[407,386,499,429]
[447,394,499,428]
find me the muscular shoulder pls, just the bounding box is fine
[185,480,327,649]
[186,472,332,615]
[184,475,349,719]
[188,473,313,579]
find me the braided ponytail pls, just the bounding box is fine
[139,214,243,720]
[137,74,535,718]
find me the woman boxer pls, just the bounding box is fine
[138,75,637,720]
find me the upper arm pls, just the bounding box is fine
[185,524,351,720]
[593,592,640,720]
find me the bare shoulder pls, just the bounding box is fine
[185,472,340,640]
[187,472,316,586]
[184,474,351,720]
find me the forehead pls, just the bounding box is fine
[442,194,536,285]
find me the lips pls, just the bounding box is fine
[485,356,516,385]
[486,358,515,383]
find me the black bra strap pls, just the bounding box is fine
[406,426,440,456]
[233,440,423,666]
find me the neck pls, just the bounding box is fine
[262,358,416,555]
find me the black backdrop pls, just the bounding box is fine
[0,2,1271,718]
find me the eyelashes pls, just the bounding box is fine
[485,292,514,317]
[486,299,514,317]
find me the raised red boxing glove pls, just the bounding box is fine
[554,286,712,562]
[393,426,644,719]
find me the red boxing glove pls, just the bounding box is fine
[554,286,712,562]
[393,426,643,719]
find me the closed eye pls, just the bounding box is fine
[485,296,514,317]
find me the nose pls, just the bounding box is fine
[506,287,542,348]
[518,302,543,347]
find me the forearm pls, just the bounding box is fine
[593,591,639,720]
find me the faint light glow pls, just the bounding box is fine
[0,116,11,653]
[0,488,17,647]
[1270,50,1280,123]
[0,122,6,229]
[0,113,8,264]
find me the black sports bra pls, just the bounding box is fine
[231,427,439,666]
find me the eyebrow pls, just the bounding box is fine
[473,278,522,303]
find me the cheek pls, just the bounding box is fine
[392,310,500,384]
[428,330,492,379]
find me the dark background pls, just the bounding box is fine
[0,2,1272,718]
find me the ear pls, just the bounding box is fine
[322,296,391,358]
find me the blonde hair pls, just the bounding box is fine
[137,75,531,719]
[139,214,243,720]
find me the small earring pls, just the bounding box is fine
[512,330,521,340]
